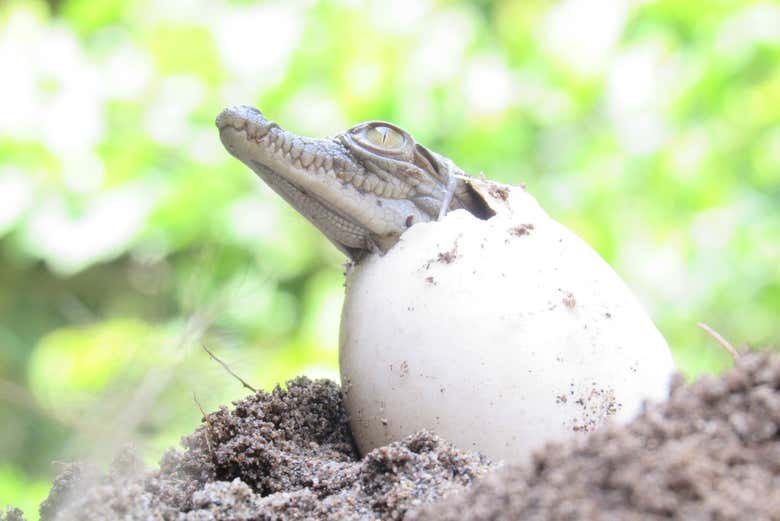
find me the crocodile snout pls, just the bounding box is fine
[215,105,269,131]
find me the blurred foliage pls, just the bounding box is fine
[0,0,778,518]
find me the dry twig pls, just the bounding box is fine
[192,392,215,460]
[202,344,257,393]
[697,322,739,360]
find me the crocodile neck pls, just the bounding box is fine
[216,106,492,260]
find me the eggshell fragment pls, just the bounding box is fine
[340,181,676,462]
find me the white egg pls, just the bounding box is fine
[339,180,676,462]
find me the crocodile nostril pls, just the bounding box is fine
[216,105,270,130]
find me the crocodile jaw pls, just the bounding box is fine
[217,106,427,258]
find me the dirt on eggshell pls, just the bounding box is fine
[4,351,780,521]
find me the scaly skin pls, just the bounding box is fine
[216,106,491,259]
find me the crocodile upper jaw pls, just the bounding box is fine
[216,106,493,259]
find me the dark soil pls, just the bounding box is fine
[413,351,780,521]
[23,378,492,521]
[4,352,780,521]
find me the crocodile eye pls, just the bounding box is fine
[362,125,406,149]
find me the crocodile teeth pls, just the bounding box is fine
[338,170,355,183]
[300,148,315,168]
[363,175,380,192]
[380,182,397,198]
[372,180,388,197]
[290,141,302,160]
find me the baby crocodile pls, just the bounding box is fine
[216,106,491,260]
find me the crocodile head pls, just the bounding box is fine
[216,105,491,260]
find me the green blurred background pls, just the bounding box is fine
[1,0,778,517]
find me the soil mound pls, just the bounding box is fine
[3,352,779,521]
[27,378,492,521]
[413,351,780,521]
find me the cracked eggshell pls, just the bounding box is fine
[339,181,676,462]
